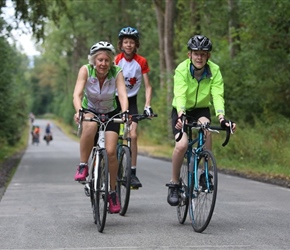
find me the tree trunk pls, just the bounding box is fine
[153,0,176,139]
[228,0,241,59]
[153,0,165,89]
[164,0,175,139]
[190,1,201,35]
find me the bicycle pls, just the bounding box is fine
[43,134,53,145]
[77,108,126,232]
[116,113,158,216]
[167,114,233,233]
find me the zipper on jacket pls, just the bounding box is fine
[191,80,200,110]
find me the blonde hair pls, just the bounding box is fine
[88,50,115,67]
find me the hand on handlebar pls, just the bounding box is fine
[220,118,236,134]
[175,112,186,130]
[74,110,81,125]
[144,106,154,117]
[122,110,130,123]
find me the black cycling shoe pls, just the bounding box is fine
[199,172,213,191]
[166,183,179,206]
[130,175,142,188]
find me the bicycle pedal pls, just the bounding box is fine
[84,184,90,197]
[78,180,89,185]
[130,186,139,190]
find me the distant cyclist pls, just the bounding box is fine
[29,112,35,124]
[115,26,154,189]
[45,123,52,143]
[73,41,128,213]
[32,125,40,145]
[45,123,51,135]
[167,35,236,206]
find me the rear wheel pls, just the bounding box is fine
[177,162,188,224]
[46,137,50,145]
[94,149,109,232]
[116,146,131,216]
[189,149,217,233]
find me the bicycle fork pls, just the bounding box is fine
[202,154,213,192]
[84,152,99,196]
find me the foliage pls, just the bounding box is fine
[0,36,30,146]
[213,115,290,177]
[1,0,290,179]
[5,0,67,40]
[221,0,290,122]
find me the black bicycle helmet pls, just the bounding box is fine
[187,35,212,51]
[89,41,116,55]
[118,26,139,39]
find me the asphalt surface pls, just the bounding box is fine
[0,119,290,250]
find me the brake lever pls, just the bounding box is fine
[229,120,234,134]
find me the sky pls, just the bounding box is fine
[1,0,41,57]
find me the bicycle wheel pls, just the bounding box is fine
[89,152,96,204]
[94,149,109,232]
[189,149,217,233]
[116,146,131,216]
[177,162,188,224]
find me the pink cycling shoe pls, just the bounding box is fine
[74,164,88,181]
[108,191,121,213]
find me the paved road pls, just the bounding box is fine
[0,119,290,250]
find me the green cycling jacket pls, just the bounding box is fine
[172,58,225,117]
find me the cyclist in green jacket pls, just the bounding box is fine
[167,35,236,206]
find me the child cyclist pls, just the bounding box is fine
[115,26,154,188]
[167,35,236,206]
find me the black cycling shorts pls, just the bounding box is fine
[92,108,120,144]
[171,107,211,136]
[115,95,139,123]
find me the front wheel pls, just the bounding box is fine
[94,149,109,233]
[177,162,188,224]
[116,146,131,216]
[189,149,217,233]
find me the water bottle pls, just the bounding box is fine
[123,123,129,139]
[98,131,105,148]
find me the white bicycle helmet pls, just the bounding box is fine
[89,41,116,55]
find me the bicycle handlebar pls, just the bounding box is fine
[82,116,123,124]
[130,113,158,122]
[175,114,232,147]
[79,108,128,123]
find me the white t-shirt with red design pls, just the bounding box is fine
[115,53,150,97]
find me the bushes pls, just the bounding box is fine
[213,117,290,177]
[0,38,29,146]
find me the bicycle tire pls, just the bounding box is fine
[116,146,131,216]
[89,153,96,207]
[189,149,218,233]
[89,150,98,215]
[95,149,109,232]
[177,162,189,224]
